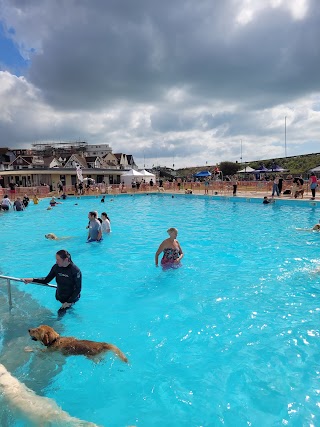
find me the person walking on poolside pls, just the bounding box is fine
[278,175,283,195]
[232,176,238,196]
[57,180,63,194]
[87,211,102,242]
[204,179,209,195]
[309,172,318,200]
[272,175,280,197]
[22,250,82,312]
[155,227,184,268]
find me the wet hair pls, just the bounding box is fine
[101,212,111,222]
[89,211,97,218]
[167,227,178,235]
[56,250,72,262]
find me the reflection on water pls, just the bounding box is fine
[0,285,66,425]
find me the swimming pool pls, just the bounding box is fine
[1,194,320,426]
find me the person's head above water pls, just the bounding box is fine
[167,227,178,238]
[56,249,72,266]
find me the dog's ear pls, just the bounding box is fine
[43,328,59,346]
[43,332,50,346]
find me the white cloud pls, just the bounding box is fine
[0,0,319,168]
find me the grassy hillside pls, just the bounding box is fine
[176,152,320,177]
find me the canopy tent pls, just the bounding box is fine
[253,166,269,173]
[138,169,156,183]
[268,164,287,172]
[309,165,320,173]
[237,166,255,173]
[194,171,212,177]
[120,169,144,186]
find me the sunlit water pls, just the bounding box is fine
[1,194,320,426]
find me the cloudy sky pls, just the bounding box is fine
[0,0,319,168]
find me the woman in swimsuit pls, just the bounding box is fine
[155,227,184,268]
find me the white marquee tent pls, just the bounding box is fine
[237,166,255,173]
[120,169,144,186]
[138,169,156,183]
[309,165,320,177]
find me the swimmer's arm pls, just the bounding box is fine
[175,241,184,263]
[155,242,165,267]
[24,265,56,284]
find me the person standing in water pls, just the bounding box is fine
[22,250,82,312]
[155,227,184,268]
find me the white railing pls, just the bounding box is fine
[0,275,56,309]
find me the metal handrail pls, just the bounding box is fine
[0,275,57,310]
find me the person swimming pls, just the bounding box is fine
[296,220,320,232]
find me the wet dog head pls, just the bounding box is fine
[28,325,60,346]
[45,233,57,240]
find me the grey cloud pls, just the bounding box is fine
[7,0,315,110]
[1,0,320,167]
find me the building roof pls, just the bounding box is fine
[85,156,101,162]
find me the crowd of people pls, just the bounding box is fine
[262,173,318,201]
[0,194,31,211]
[8,172,318,316]
[17,190,181,313]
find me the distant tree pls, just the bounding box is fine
[219,161,241,176]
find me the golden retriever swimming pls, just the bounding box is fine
[28,325,128,362]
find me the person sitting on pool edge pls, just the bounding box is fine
[155,227,184,268]
[22,249,82,312]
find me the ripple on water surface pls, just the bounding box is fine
[1,195,320,426]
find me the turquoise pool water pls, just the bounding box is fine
[1,194,320,426]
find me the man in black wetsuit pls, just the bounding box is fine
[22,250,82,311]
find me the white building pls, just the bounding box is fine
[85,144,112,157]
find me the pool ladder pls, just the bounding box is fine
[0,275,56,310]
